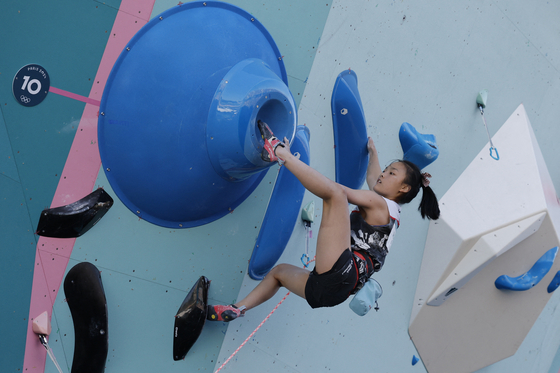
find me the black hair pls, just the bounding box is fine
[394,160,440,220]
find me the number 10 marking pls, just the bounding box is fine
[21,75,42,95]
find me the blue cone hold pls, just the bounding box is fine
[412,355,419,366]
[98,2,296,228]
[399,122,439,170]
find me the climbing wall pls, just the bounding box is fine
[217,1,560,372]
[3,0,560,372]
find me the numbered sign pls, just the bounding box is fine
[13,64,50,107]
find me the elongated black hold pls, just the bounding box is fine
[36,188,114,238]
[173,276,209,360]
[64,262,108,373]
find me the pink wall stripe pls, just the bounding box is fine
[23,1,156,371]
[49,86,101,106]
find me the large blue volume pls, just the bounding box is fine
[248,126,311,280]
[331,70,369,190]
[98,1,296,228]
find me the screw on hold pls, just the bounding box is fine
[106,168,110,171]
[476,89,488,109]
[251,18,255,21]
[100,112,105,116]
[203,2,207,5]
[126,47,130,51]
[159,16,163,20]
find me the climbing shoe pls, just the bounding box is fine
[257,120,285,164]
[206,304,246,322]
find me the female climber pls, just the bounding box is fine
[207,122,440,321]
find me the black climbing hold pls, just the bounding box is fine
[36,188,113,238]
[64,262,108,373]
[173,276,209,360]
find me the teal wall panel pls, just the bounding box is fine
[0,1,121,371]
[0,176,38,371]
[0,110,18,181]
[0,0,119,227]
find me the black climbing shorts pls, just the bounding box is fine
[305,249,358,309]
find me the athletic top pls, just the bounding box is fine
[350,197,400,273]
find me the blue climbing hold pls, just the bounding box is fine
[412,355,419,366]
[97,2,296,228]
[547,270,560,293]
[399,122,439,170]
[331,70,369,190]
[248,125,311,280]
[495,246,559,291]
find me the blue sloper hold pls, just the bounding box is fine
[248,125,311,280]
[412,355,420,366]
[547,270,560,293]
[495,246,559,291]
[331,70,369,190]
[399,122,439,170]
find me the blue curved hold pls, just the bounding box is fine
[331,70,368,190]
[547,270,560,293]
[412,355,420,366]
[98,2,296,228]
[399,122,439,170]
[248,125,311,280]
[495,246,559,291]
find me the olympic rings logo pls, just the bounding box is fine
[20,95,31,104]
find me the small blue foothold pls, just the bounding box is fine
[412,355,419,366]
[547,271,560,293]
